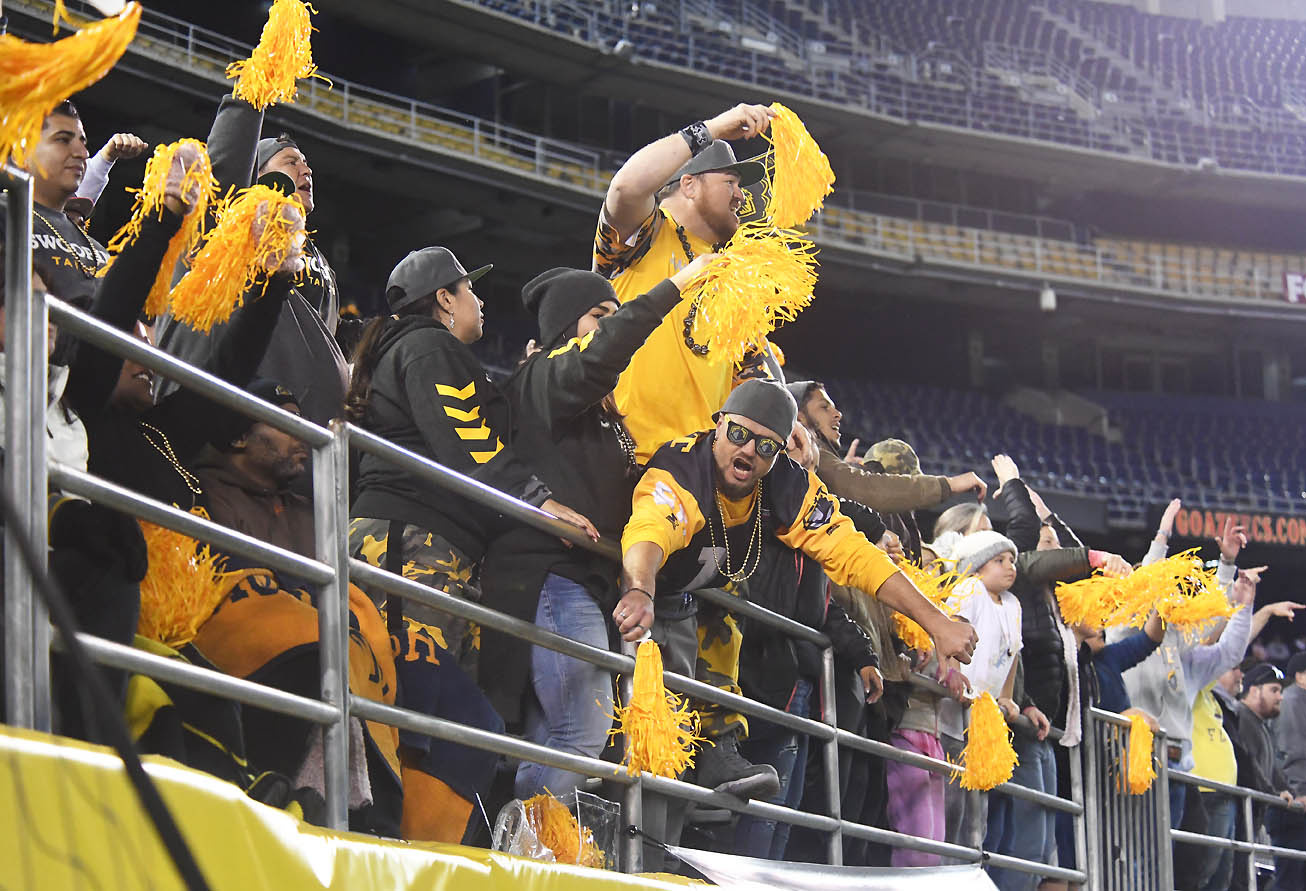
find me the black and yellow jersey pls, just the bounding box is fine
[622,431,901,597]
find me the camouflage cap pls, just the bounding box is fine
[867,438,921,475]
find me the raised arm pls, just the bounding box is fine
[602,104,774,239]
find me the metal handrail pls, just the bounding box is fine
[0,256,1093,879]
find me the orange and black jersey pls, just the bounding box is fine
[622,431,901,597]
[352,316,551,560]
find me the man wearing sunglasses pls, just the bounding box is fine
[617,381,980,786]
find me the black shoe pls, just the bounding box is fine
[694,730,781,799]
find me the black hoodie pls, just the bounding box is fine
[350,316,550,560]
[477,279,681,721]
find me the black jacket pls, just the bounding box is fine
[350,317,550,560]
[65,210,291,508]
[155,95,347,426]
[741,542,878,712]
[477,279,681,722]
[999,479,1093,721]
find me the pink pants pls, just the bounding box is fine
[885,729,947,867]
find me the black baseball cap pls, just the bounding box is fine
[666,140,766,188]
[713,379,797,441]
[386,247,492,313]
[1243,663,1285,690]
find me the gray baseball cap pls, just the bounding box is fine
[666,140,766,188]
[713,379,797,440]
[386,247,492,313]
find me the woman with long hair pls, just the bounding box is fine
[346,247,596,681]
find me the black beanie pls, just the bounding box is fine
[521,268,617,350]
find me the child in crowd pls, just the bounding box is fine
[939,531,1047,857]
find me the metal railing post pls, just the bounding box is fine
[1243,795,1256,890]
[3,166,50,730]
[619,665,642,874]
[314,419,352,829]
[1157,732,1174,891]
[1081,707,1102,891]
[819,646,843,865]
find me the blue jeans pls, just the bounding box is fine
[514,574,614,800]
[1200,792,1236,891]
[986,735,1057,891]
[1169,760,1186,829]
[735,679,814,860]
[1268,807,1306,890]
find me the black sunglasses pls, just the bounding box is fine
[724,420,783,459]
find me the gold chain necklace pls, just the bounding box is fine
[706,479,765,583]
[34,210,101,278]
[139,422,203,498]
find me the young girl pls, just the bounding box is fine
[939,530,1050,864]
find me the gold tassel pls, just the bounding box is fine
[225,0,329,110]
[1055,573,1122,629]
[892,559,965,655]
[103,139,219,317]
[167,185,305,332]
[522,793,605,867]
[958,692,1019,791]
[610,640,702,778]
[764,102,835,228]
[1124,712,1157,794]
[680,221,819,366]
[137,517,233,649]
[0,3,140,169]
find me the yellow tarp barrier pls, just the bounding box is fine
[0,725,698,890]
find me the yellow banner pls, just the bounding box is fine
[0,725,700,890]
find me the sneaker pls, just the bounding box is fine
[693,730,781,799]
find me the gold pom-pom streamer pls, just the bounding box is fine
[680,221,819,366]
[225,0,330,110]
[1124,713,1157,795]
[610,640,702,777]
[103,139,219,317]
[764,102,835,228]
[522,793,605,868]
[958,692,1019,791]
[137,518,234,649]
[0,3,141,169]
[891,559,966,654]
[1056,549,1235,635]
[168,185,305,333]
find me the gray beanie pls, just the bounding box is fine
[714,380,797,440]
[952,530,1018,579]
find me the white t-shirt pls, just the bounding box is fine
[939,576,1023,740]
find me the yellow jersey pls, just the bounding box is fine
[1191,684,1237,789]
[593,205,734,462]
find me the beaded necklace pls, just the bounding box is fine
[139,421,203,504]
[674,224,716,357]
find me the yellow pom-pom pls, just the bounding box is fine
[764,102,835,228]
[522,793,605,868]
[680,222,819,366]
[892,559,965,655]
[1057,549,1235,636]
[103,140,219,318]
[611,640,702,778]
[225,0,329,110]
[1055,573,1122,629]
[137,518,233,649]
[1124,712,1157,795]
[168,185,305,332]
[958,692,1019,791]
[0,4,140,169]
